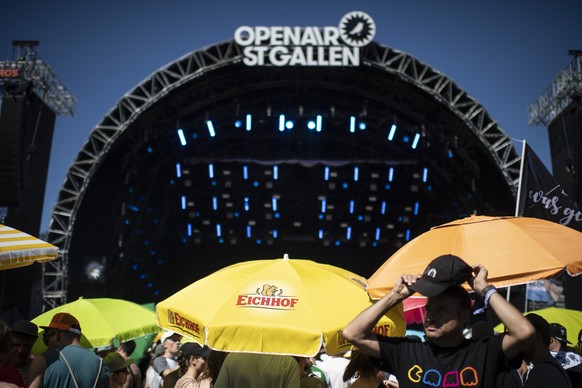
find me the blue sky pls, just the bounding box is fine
[1,1,581,231]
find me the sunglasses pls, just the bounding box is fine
[42,330,59,345]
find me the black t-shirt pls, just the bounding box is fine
[378,334,519,388]
[524,355,572,388]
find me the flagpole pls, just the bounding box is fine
[514,139,527,217]
[507,140,527,305]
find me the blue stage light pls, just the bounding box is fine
[181,195,186,210]
[212,196,218,211]
[176,163,182,178]
[316,115,322,132]
[318,229,324,239]
[208,164,214,179]
[359,122,366,130]
[388,167,394,182]
[403,135,409,143]
[273,229,278,238]
[414,201,420,216]
[405,229,411,241]
[272,196,278,211]
[349,200,355,214]
[324,166,330,181]
[354,166,359,181]
[381,201,387,215]
[321,199,327,213]
[285,120,294,129]
[247,225,252,238]
[147,146,153,153]
[279,114,286,131]
[422,167,428,183]
[412,133,421,149]
[307,120,316,130]
[388,124,397,141]
[246,114,252,131]
[448,149,454,158]
[216,224,222,237]
[234,120,242,128]
[206,120,216,137]
[375,227,381,241]
[244,196,250,211]
[273,165,278,180]
[187,223,192,236]
[346,226,352,240]
[243,165,248,180]
[177,129,187,146]
[350,116,356,133]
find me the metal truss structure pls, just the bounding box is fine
[528,54,582,126]
[43,39,520,310]
[0,41,75,116]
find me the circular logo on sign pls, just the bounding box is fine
[339,11,376,47]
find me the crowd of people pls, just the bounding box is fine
[0,254,581,387]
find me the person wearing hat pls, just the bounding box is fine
[103,352,134,388]
[522,313,572,387]
[150,331,182,388]
[548,322,582,385]
[343,254,535,388]
[8,320,38,384]
[174,343,211,388]
[26,312,110,388]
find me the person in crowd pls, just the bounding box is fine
[204,350,228,387]
[213,352,300,387]
[521,313,572,387]
[295,356,326,388]
[342,350,383,387]
[343,254,535,388]
[153,331,182,382]
[578,329,582,356]
[9,320,38,384]
[117,340,142,388]
[144,343,164,388]
[26,312,110,388]
[174,343,211,388]
[0,320,23,387]
[547,323,582,386]
[314,351,349,388]
[103,352,134,388]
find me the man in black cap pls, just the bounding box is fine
[343,254,535,388]
[9,320,38,384]
[548,322,582,385]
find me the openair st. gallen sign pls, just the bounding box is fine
[234,11,376,67]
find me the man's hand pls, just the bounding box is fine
[391,274,421,299]
[470,264,489,295]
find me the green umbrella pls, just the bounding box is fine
[494,306,582,347]
[31,297,160,354]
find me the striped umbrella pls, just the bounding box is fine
[0,224,58,270]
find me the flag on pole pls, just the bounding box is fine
[517,143,582,232]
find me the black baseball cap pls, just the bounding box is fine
[550,323,572,344]
[180,342,210,359]
[409,254,473,297]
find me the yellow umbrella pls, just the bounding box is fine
[494,307,582,346]
[31,297,160,354]
[156,255,404,357]
[367,215,582,299]
[0,223,58,269]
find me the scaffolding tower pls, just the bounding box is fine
[0,40,75,116]
[528,51,582,126]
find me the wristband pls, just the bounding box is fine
[473,285,497,315]
[480,285,496,299]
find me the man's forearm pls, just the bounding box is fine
[343,291,404,343]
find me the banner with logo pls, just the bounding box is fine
[517,143,582,232]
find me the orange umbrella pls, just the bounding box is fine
[367,215,582,299]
